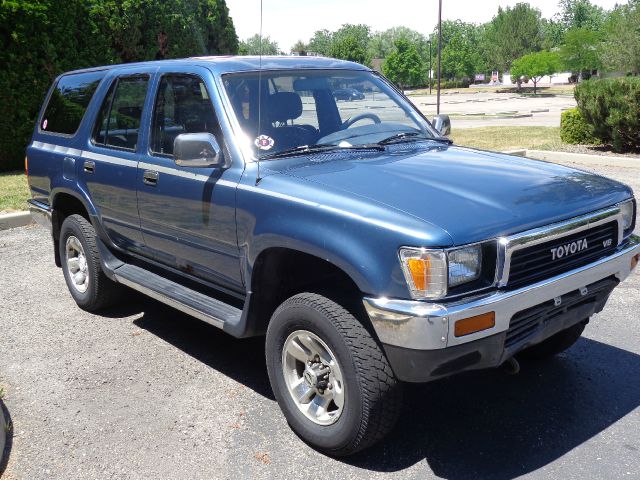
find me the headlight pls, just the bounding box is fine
[619,199,635,234]
[399,245,483,300]
[399,248,447,299]
[448,245,482,287]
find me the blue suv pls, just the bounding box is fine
[26,56,639,455]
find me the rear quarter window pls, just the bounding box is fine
[40,71,106,135]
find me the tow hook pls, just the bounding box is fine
[502,356,520,375]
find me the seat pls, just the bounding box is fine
[265,92,317,149]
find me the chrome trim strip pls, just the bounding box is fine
[27,199,52,231]
[497,206,622,287]
[113,273,226,329]
[365,234,639,350]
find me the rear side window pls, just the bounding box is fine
[93,75,149,151]
[41,71,105,135]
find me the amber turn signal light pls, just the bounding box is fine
[454,312,496,337]
[406,257,430,291]
[25,156,28,176]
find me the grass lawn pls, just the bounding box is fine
[0,171,30,212]
[451,126,562,152]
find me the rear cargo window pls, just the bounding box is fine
[40,71,105,135]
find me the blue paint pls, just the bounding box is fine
[26,56,634,303]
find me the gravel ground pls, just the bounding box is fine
[1,159,639,480]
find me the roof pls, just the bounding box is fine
[61,55,370,77]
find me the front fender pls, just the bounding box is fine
[236,173,453,299]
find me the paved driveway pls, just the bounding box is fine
[1,159,639,479]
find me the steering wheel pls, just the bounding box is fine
[342,113,381,129]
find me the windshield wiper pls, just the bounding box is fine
[378,132,424,145]
[378,132,453,146]
[259,143,383,160]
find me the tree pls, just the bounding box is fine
[0,0,113,171]
[291,40,308,55]
[541,18,565,49]
[238,34,280,55]
[330,35,368,64]
[90,0,238,62]
[558,0,606,31]
[560,28,602,79]
[437,21,486,80]
[329,24,371,64]
[382,39,425,88]
[600,2,640,75]
[0,0,239,172]
[510,51,560,94]
[483,3,544,72]
[368,27,430,60]
[308,29,333,56]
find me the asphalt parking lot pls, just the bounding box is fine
[1,158,639,479]
[408,90,577,128]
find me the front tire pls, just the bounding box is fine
[266,293,402,456]
[59,214,121,312]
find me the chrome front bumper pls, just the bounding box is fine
[364,235,640,351]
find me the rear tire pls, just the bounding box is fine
[520,321,586,359]
[59,214,122,312]
[265,292,402,456]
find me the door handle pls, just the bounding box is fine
[83,160,95,173]
[143,170,159,186]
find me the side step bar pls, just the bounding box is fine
[96,239,243,331]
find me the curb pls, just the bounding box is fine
[0,211,33,231]
[526,150,640,168]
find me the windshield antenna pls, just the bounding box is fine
[255,0,264,185]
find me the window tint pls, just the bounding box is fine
[41,71,105,135]
[151,75,220,156]
[93,76,149,151]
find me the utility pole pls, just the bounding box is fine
[437,0,442,115]
[428,39,432,95]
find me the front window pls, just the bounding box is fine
[222,69,436,158]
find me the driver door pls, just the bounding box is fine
[136,71,242,291]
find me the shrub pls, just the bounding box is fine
[0,0,239,173]
[574,77,640,151]
[560,108,599,145]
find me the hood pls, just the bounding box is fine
[265,144,633,245]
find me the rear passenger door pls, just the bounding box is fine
[83,72,151,252]
[136,71,242,291]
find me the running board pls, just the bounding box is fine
[111,263,242,329]
[94,238,242,330]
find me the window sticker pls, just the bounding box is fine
[199,83,209,100]
[255,135,274,150]
[42,119,48,130]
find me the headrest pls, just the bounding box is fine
[267,92,302,123]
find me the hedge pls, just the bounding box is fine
[560,108,599,145]
[0,0,238,173]
[574,77,640,152]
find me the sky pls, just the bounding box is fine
[225,0,622,51]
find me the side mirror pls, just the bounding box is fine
[432,114,451,137]
[174,133,222,168]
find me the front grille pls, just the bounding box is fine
[504,277,618,350]
[507,221,618,288]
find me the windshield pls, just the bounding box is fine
[222,69,436,158]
